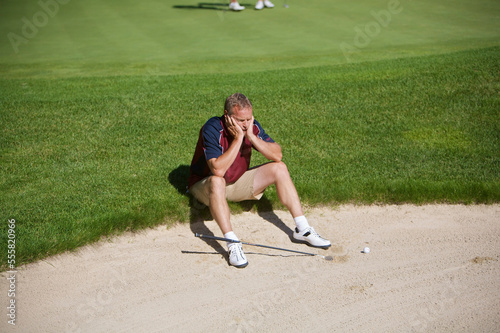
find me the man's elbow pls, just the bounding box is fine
[211,168,225,178]
[272,144,282,162]
[207,159,225,178]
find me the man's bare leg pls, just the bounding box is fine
[205,175,248,267]
[205,176,232,234]
[205,164,300,232]
[252,162,331,248]
[252,162,303,218]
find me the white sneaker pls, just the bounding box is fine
[293,227,331,249]
[264,0,275,8]
[228,243,248,268]
[229,2,245,11]
[255,1,264,10]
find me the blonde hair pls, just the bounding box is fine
[224,93,252,115]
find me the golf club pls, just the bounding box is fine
[195,233,333,261]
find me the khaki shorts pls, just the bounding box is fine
[189,167,264,206]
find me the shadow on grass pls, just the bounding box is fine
[173,2,252,10]
[168,164,293,262]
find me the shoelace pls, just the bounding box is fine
[229,244,245,259]
[307,227,328,241]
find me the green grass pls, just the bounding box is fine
[0,0,499,269]
[1,0,499,76]
[1,47,499,269]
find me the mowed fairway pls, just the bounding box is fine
[0,0,499,269]
[1,0,499,75]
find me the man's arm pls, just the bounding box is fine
[246,117,282,162]
[207,115,245,177]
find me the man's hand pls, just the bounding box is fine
[245,116,257,142]
[225,114,244,139]
[243,116,282,162]
[244,116,256,140]
[209,115,245,177]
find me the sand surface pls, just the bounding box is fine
[1,204,499,332]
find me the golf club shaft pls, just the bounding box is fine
[195,233,316,256]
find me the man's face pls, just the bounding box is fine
[227,107,253,131]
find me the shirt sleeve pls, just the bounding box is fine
[202,118,224,161]
[253,119,275,143]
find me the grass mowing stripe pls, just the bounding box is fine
[1,0,499,77]
[0,47,499,269]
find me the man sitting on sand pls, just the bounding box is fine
[188,93,330,268]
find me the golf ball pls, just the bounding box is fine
[363,247,370,253]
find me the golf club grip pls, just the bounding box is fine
[195,233,316,256]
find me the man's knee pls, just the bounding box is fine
[207,176,226,195]
[271,161,289,176]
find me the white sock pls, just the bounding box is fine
[294,216,310,232]
[224,231,239,247]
